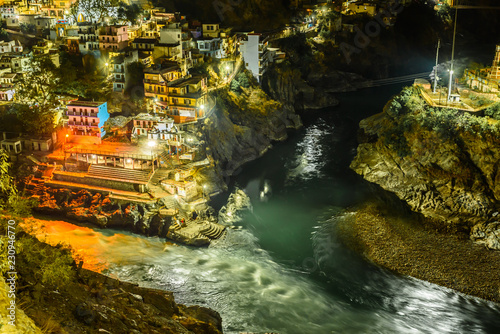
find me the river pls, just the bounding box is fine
[39,84,500,333]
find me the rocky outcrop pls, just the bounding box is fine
[262,64,340,112]
[34,187,173,238]
[201,87,302,188]
[350,87,500,249]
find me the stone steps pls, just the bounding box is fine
[200,223,226,239]
[149,168,171,185]
[87,165,151,184]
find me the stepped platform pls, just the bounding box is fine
[149,168,171,185]
[87,165,153,185]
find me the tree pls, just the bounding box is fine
[117,2,142,24]
[14,56,59,112]
[70,0,121,23]
[0,149,16,207]
[13,104,56,137]
[19,23,36,35]
[0,28,9,41]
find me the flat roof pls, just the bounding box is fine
[168,75,205,88]
[67,101,106,108]
[66,142,159,160]
[132,38,158,44]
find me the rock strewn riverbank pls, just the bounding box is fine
[350,87,500,249]
[337,202,500,303]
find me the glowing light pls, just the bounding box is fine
[148,140,156,147]
[65,134,69,138]
[127,159,132,163]
[203,184,207,189]
[200,105,205,110]
[105,62,109,67]
[226,65,230,70]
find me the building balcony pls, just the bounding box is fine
[144,79,163,84]
[68,121,99,127]
[167,139,183,146]
[67,112,98,117]
[114,77,125,83]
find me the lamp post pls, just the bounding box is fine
[148,140,156,172]
[202,184,208,200]
[448,7,458,102]
[105,62,109,78]
[433,39,440,94]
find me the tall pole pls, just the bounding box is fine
[448,7,458,102]
[433,38,440,93]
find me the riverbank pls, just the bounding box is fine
[337,202,500,303]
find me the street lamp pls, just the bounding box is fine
[202,184,208,200]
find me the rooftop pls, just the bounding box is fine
[66,142,160,160]
[67,101,106,108]
[132,37,158,44]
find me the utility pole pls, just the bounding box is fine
[433,38,440,93]
[448,7,458,102]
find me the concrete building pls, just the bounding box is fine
[110,50,139,92]
[144,63,183,110]
[342,1,377,16]
[196,37,222,59]
[0,54,30,73]
[240,33,285,83]
[240,33,263,82]
[131,37,157,53]
[0,40,22,53]
[0,72,15,101]
[0,4,17,20]
[66,101,108,143]
[35,16,55,32]
[99,25,128,52]
[202,23,220,38]
[78,23,99,54]
[166,75,208,124]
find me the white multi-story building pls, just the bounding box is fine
[196,38,222,59]
[78,23,99,54]
[240,33,263,82]
[0,72,16,101]
[0,40,22,53]
[240,33,285,83]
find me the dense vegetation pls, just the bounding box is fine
[383,87,500,158]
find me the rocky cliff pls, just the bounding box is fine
[262,63,341,113]
[199,77,302,191]
[350,86,500,250]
